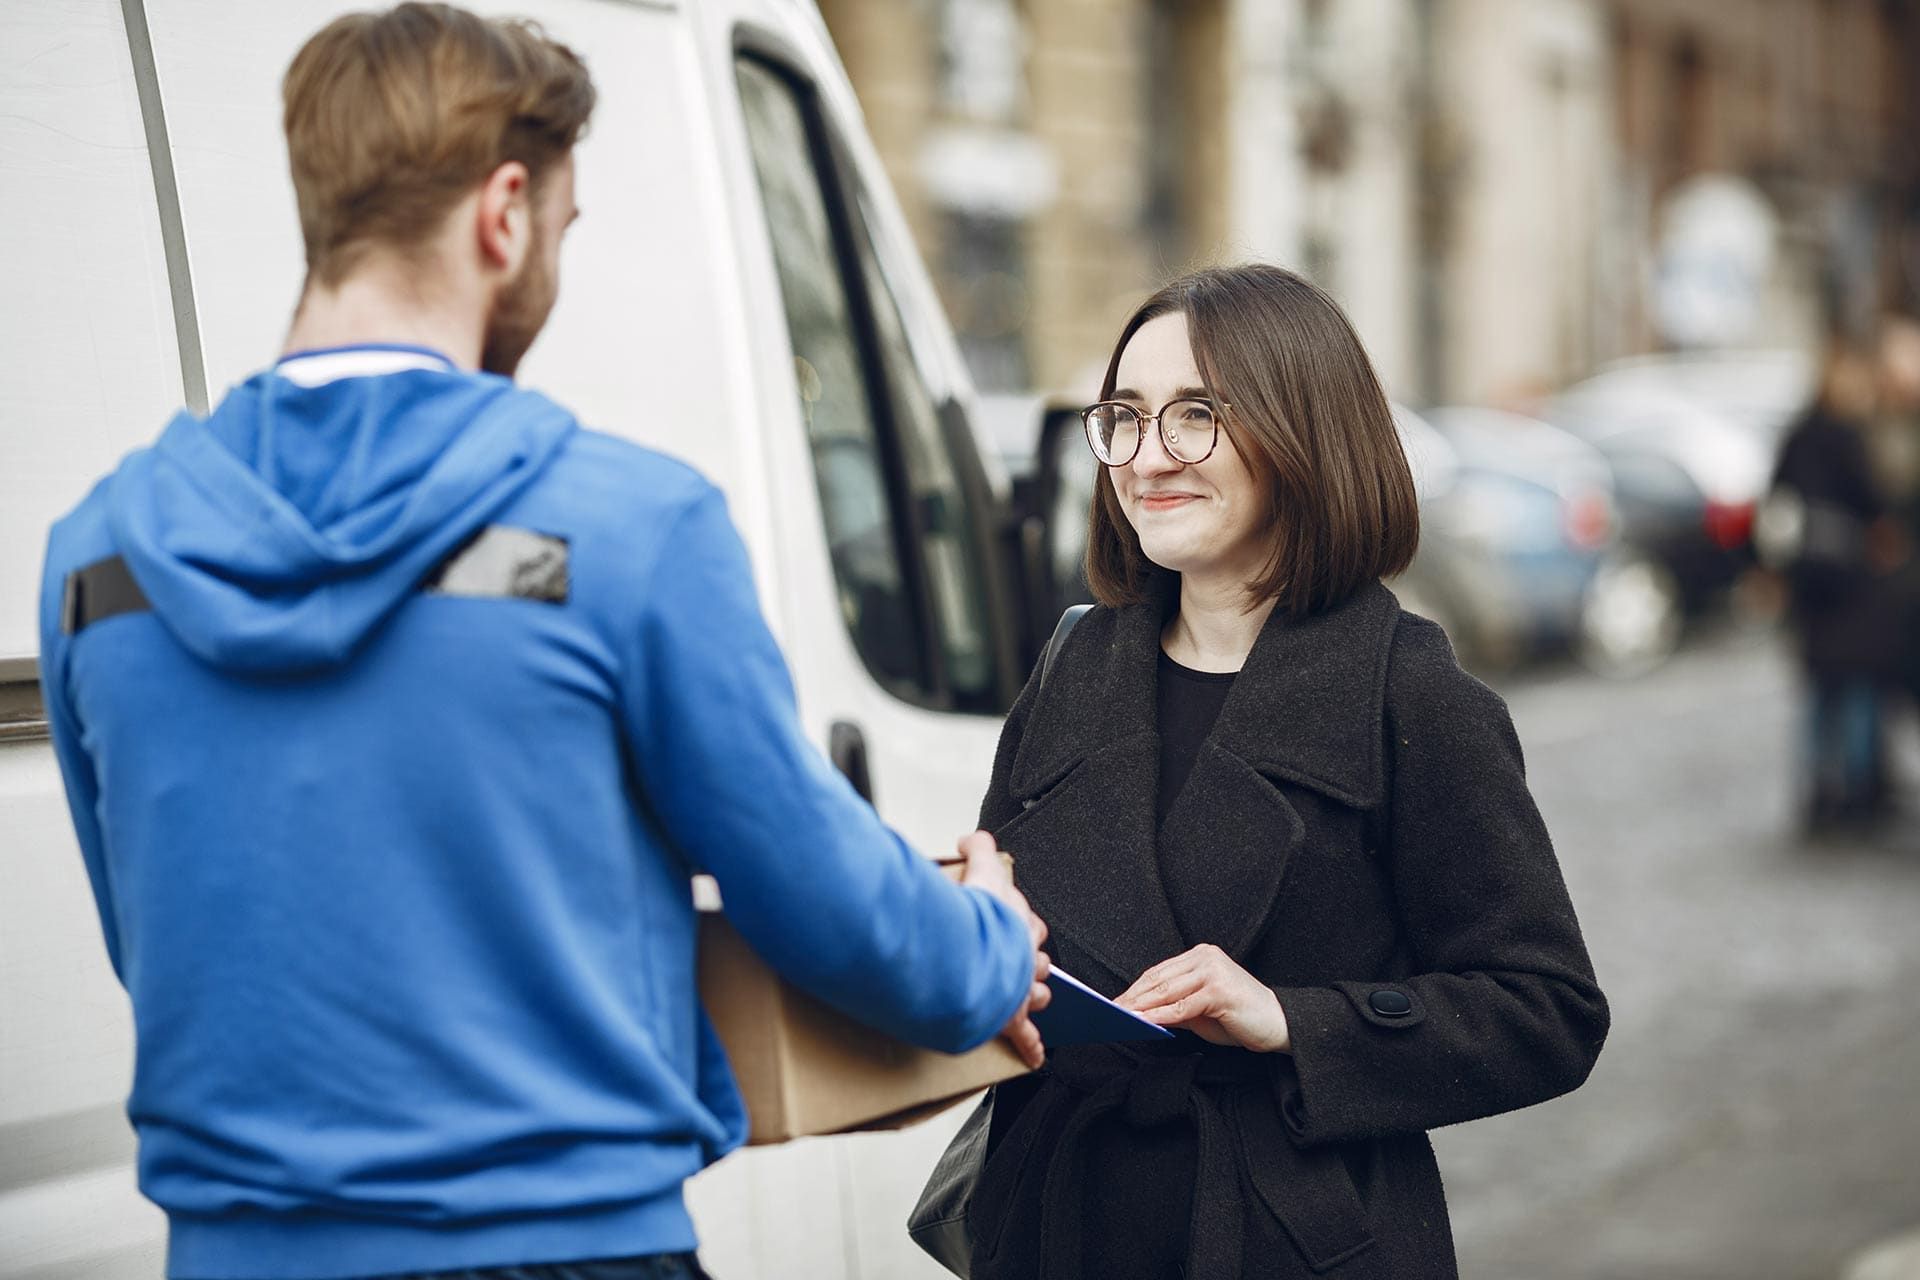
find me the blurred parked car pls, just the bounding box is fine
[1542,380,1773,609]
[1417,407,1683,675]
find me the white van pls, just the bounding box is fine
[0,2,1038,1276]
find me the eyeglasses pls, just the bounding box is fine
[1082,398,1229,467]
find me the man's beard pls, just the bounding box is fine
[480,246,557,378]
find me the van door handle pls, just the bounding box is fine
[829,720,875,804]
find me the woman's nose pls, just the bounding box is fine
[1131,420,1183,478]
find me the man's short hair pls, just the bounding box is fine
[283,2,596,286]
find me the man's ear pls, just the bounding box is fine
[476,161,533,277]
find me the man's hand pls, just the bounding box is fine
[958,830,1051,1069]
[1116,943,1291,1053]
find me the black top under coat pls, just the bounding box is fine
[1154,650,1236,829]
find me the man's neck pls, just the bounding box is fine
[282,264,485,371]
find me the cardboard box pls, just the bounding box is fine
[696,862,1028,1145]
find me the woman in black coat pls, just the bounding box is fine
[963,265,1608,1279]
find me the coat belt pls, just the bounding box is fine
[1034,1043,1377,1277]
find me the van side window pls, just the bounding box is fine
[736,58,929,701]
[847,198,998,709]
[736,54,1012,713]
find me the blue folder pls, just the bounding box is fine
[1031,965,1175,1047]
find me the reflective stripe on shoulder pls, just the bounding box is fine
[422,526,570,605]
[62,556,149,635]
[62,526,572,634]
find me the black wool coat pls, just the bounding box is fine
[964,582,1608,1280]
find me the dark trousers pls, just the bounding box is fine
[1803,676,1885,822]
[373,1254,712,1280]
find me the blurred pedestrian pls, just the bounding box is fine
[35,7,1049,1279]
[1763,340,1905,834]
[943,264,1608,1280]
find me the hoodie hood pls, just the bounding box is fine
[108,353,576,673]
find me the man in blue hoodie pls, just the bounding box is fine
[38,7,1048,1279]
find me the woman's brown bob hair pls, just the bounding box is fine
[1086,263,1420,616]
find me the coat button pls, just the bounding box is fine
[1368,989,1413,1017]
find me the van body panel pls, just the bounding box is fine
[3,1,1003,1276]
[1,5,179,1273]
[0,753,166,1276]
[0,0,186,663]
[141,0,761,535]
[682,17,1004,1271]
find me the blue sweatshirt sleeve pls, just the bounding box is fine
[618,484,1031,1053]
[39,543,125,981]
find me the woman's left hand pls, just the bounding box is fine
[1116,944,1291,1053]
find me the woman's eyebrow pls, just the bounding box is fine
[1110,386,1212,403]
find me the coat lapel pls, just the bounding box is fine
[1210,581,1397,810]
[997,583,1401,987]
[1001,601,1186,990]
[1155,744,1306,957]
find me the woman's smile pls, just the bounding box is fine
[1137,490,1203,512]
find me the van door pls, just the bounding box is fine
[680,7,1024,1276]
[715,7,1017,821]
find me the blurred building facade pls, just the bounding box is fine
[818,0,1920,407]
[1605,0,1920,347]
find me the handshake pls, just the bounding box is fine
[954,830,1053,1069]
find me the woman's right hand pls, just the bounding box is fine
[959,830,1052,1068]
[1117,943,1291,1053]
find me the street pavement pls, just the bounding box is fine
[1435,626,1920,1280]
